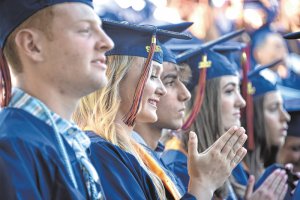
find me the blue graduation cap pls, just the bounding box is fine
[284,98,300,137]
[157,22,193,64]
[174,29,244,130]
[176,29,244,91]
[250,25,274,68]
[0,0,93,49]
[0,0,93,107]
[283,31,300,40]
[102,19,192,126]
[212,42,247,71]
[103,19,191,64]
[248,59,282,98]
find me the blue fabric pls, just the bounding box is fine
[248,60,280,98]
[178,49,238,91]
[87,131,160,200]
[8,88,101,198]
[158,22,193,64]
[0,0,93,48]
[103,19,191,64]
[140,143,186,197]
[161,149,189,192]
[232,163,248,186]
[87,131,195,200]
[0,108,88,199]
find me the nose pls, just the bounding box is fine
[95,26,114,53]
[280,107,291,122]
[156,78,167,97]
[178,81,191,102]
[235,91,246,108]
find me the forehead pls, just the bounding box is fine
[264,91,283,105]
[162,62,178,75]
[220,75,239,86]
[52,3,100,24]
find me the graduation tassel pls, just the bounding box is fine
[0,49,12,108]
[241,47,255,151]
[182,54,211,130]
[123,33,157,126]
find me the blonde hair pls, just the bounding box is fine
[3,6,54,73]
[73,55,166,199]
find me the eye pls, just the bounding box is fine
[150,75,158,80]
[225,89,234,94]
[165,80,175,87]
[79,27,91,34]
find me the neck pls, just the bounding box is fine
[115,111,134,135]
[15,77,77,120]
[134,123,162,150]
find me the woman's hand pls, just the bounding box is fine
[187,126,247,200]
[245,170,287,200]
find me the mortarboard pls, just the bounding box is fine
[157,22,194,64]
[283,31,300,40]
[212,42,247,71]
[175,29,244,130]
[248,59,282,98]
[0,0,94,107]
[102,19,192,126]
[103,19,191,64]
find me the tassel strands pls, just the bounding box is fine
[123,34,157,126]
[241,47,255,151]
[182,55,211,130]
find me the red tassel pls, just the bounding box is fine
[123,34,157,126]
[182,54,210,130]
[241,46,255,151]
[0,49,12,108]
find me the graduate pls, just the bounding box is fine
[245,60,291,178]
[73,19,249,200]
[162,41,288,199]
[0,0,114,199]
[277,100,300,172]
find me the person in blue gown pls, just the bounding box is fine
[73,19,252,200]
[162,41,289,199]
[0,1,114,199]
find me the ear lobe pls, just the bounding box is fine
[15,29,44,62]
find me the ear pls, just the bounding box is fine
[14,28,44,62]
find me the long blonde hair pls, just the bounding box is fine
[73,55,166,199]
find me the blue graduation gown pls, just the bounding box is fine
[87,131,159,200]
[87,131,196,200]
[161,149,189,192]
[0,108,88,199]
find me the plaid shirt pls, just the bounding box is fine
[8,88,103,199]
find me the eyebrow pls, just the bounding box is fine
[222,82,237,89]
[162,73,177,80]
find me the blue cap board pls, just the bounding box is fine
[0,0,93,48]
[175,29,244,90]
[157,22,193,64]
[248,59,282,98]
[283,31,300,40]
[212,42,247,70]
[102,19,192,64]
